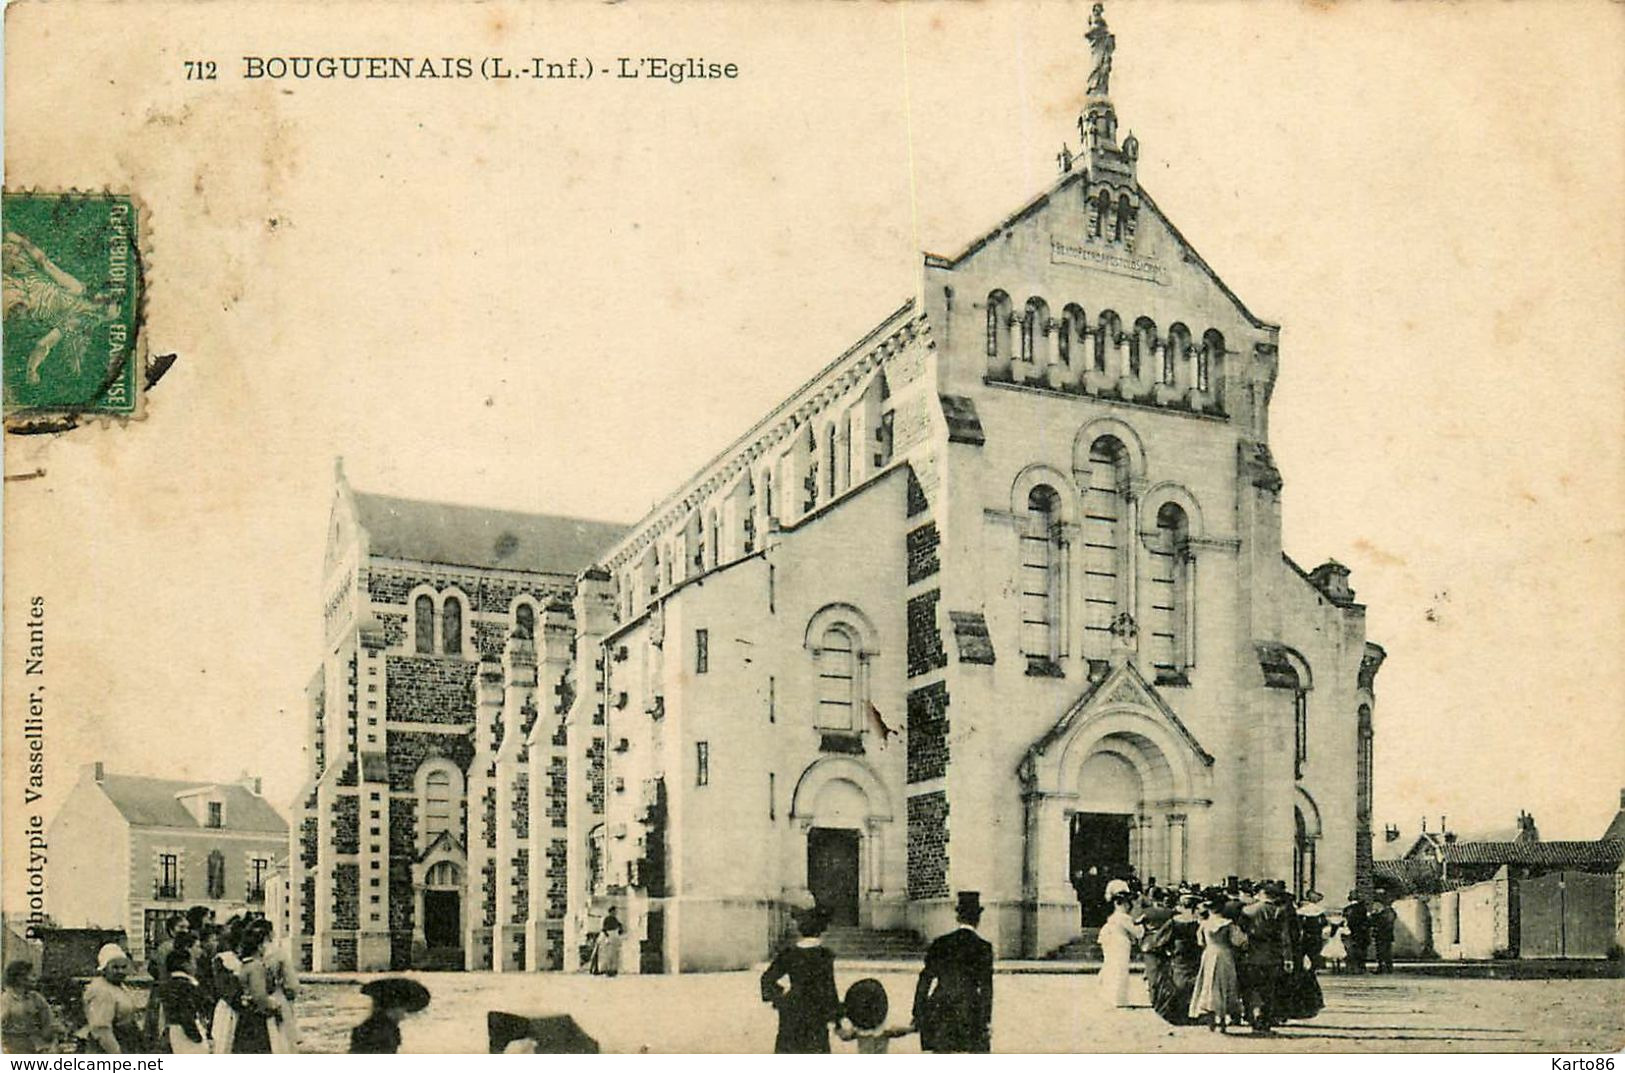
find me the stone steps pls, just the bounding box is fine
[822,926,927,960]
[1047,926,1104,961]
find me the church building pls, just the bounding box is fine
[291,5,1385,973]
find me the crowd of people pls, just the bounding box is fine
[0,906,300,1055]
[760,881,1402,1052]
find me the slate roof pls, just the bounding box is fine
[96,774,287,834]
[353,491,627,575]
[1440,840,1625,868]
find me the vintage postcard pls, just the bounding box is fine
[2,0,1621,1057]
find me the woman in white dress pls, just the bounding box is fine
[1097,893,1144,1008]
[263,927,300,1053]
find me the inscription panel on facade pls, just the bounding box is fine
[1050,238,1169,285]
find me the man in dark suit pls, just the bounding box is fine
[1342,890,1371,974]
[1240,881,1296,1035]
[912,891,994,1053]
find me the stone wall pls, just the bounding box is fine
[908,791,949,900]
[384,655,477,724]
[333,863,360,931]
[907,591,946,678]
[907,683,949,783]
[906,522,940,584]
[333,795,360,855]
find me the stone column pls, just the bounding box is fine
[493,632,535,972]
[1166,814,1187,883]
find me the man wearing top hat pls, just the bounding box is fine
[912,891,994,1053]
[1239,881,1297,1035]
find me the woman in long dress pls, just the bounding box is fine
[210,918,244,1053]
[592,910,624,977]
[1097,893,1144,1008]
[231,921,279,1054]
[759,907,840,1053]
[1188,900,1247,1032]
[263,928,300,1053]
[1151,895,1204,1025]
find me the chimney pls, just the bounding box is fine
[1383,824,1400,843]
[239,775,262,795]
[82,761,105,783]
[1420,816,1427,833]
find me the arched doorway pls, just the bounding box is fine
[790,757,893,929]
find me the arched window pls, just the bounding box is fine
[1148,502,1193,678]
[815,625,858,730]
[1094,311,1121,375]
[1200,329,1224,397]
[707,507,721,567]
[441,596,463,655]
[414,594,436,654]
[1020,486,1064,663]
[825,425,838,499]
[1081,437,1130,659]
[515,603,535,640]
[424,769,454,839]
[985,291,1012,373]
[1060,304,1085,368]
[1115,193,1133,242]
[1131,317,1157,381]
[1022,298,1049,366]
[762,469,775,524]
[425,860,460,888]
[1093,189,1112,238]
[1165,324,1191,388]
[802,425,820,513]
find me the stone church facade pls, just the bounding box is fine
[291,8,1385,972]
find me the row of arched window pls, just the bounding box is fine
[1016,435,1195,678]
[619,374,894,623]
[410,589,539,657]
[986,293,1224,399]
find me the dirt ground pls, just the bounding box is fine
[287,966,1625,1054]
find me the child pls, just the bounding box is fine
[350,978,432,1054]
[834,978,914,1055]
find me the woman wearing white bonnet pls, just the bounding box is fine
[78,944,143,1053]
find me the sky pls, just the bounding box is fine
[3,1,1622,906]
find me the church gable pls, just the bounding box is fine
[1020,656,1215,783]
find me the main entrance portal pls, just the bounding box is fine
[1070,812,1133,927]
[807,827,860,926]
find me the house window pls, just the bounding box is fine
[248,858,269,903]
[206,801,223,828]
[157,853,180,899]
[695,629,709,675]
[206,851,226,899]
[441,597,463,655]
[815,626,858,730]
[696,741,709,787]
[414,594,436,654]
[424,770,453,839]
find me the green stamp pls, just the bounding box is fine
[3,192,143,420]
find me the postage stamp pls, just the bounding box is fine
[3,192,144,422]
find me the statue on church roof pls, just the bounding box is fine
[1085,3,1115,98]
